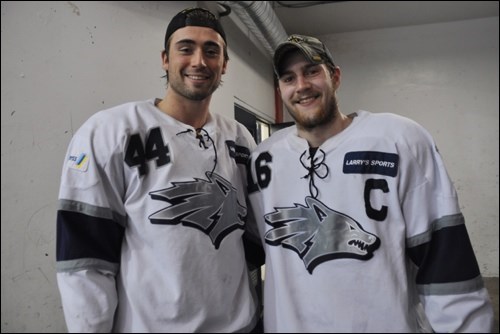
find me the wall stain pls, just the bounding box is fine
[66,2,80,16]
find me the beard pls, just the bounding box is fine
[287,94,339,130]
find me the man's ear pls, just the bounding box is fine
[221,59,228,75]
[331,66,341,88]
[161,50,168,71]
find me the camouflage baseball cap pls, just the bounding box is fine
[273,34,335,77]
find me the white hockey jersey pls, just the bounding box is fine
[56,99,259,332]
[247,110,493,333]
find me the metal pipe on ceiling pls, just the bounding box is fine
[217,1,288,58]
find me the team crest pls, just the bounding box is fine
[265,197,380,273]
[149,172,246,249]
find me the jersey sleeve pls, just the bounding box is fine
[57,270,118,332]
[401,124,494,332]
[56,119,126,332]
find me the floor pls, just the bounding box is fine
[484,277,499,333]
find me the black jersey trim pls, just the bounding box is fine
[407,213,465,247]
[57,209,125,264]
[407,219,481,285]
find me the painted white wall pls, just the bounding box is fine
[1,1,497,332]
[321,17,499,276]
[201,1,276,123]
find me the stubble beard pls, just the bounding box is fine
[169,71,221,101]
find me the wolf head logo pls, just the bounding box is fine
[148,172,246,249]
[265,197,380,273]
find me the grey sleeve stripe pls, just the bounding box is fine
[417,275,485,295]
[58,199,127,227]
[56,258,119,274]
[407,213,465,248]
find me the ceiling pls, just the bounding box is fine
[272,1,499,36]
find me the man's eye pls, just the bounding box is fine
[178,46,193,53]
[205,48,220,57]
[305,68,320,76]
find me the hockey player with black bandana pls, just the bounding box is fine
[56,8,261,332]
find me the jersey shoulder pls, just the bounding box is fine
[253,125,296,154]
[357,110,435,146]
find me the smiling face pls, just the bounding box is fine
[163,26,227,101]
[278,50,340,130]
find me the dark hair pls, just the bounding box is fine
[165,8,227,48]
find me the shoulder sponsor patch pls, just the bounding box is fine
[343,151,398,177]
[67,152,90,172]
[226,140,250,164]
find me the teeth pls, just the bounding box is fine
[299,96,315,104]
[188,75,206,80]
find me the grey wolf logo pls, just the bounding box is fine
[265,197,380,273]
[149,172,246,249]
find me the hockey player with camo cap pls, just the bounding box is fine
[247,34,494,332]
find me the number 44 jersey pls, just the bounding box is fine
[56,99,258,333]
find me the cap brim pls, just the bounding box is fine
[273,42,309,76]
